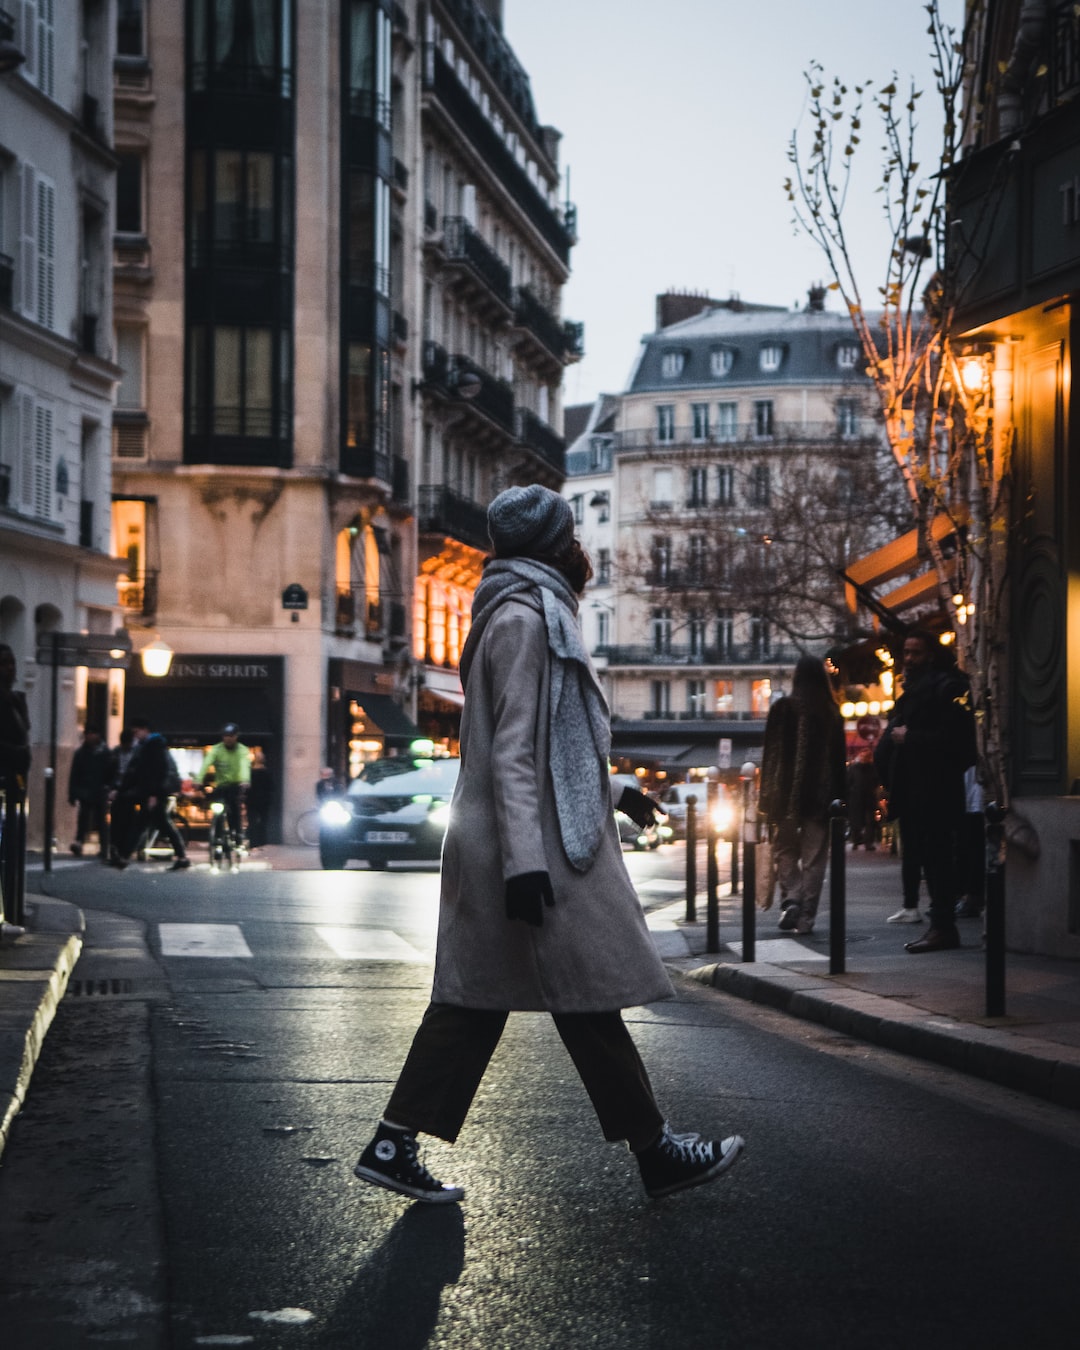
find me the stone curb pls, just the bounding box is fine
[0,898,85,1161]
[674,961,1080,1112]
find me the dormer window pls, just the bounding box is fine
[759,345,785,373]
[661,350,687,379]
[710,348,734,378]
[837,342,861,370]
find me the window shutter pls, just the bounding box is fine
[19,1,36,89]
[37,0,54,98]
[33,403,52,519]
[35,175,55,329]
[18,162,36,319]
[16,391,34,512]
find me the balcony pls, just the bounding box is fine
[601,642,803,667]
[423,48,574,265]
[513,285,567,361]
[80,313,99,355]
[418,485,490,552]
[613,421,881,452]
[515,407,565,476]
[335,588,383,636]
[442,215,513,310]
[117,570,158,619]
[452,353,515,434]
[0,463,11,508]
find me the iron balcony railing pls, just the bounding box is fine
[117,570,158,618]
[613,422,881,451]
[452,353,515,433]
[515,407,565,475]
[0,252,13,308]
[442,216,513,307]
[418,485,490,552]
[599,642,803,667]
[335,588,383,636]
[513,285,567,359]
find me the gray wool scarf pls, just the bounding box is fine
[461,558,611,873]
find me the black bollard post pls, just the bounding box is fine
[829,799,847,975]
[685,796,698,923]
[706,781,720,953]
[730,787,740,897]
[984,802,1006,1017]
[742,814,756,964]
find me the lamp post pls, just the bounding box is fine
[140,637,173,678]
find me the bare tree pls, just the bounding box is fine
[784,1,1013,803]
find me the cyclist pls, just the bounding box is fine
[197,723,250,863]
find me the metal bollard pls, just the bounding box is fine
[829,799,847,975]
[43,765,55,874]
[705,781,720,953]
[742,817,756,964]
[984,802,1006,1017]
[685,796,698,923]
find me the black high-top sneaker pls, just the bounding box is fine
[354,1123,464,1204]
[637,1123,745,1199]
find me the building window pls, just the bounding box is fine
[687,465,707,507]
[115,326,145,409]
[836,466,855,504]
[591,490,610,522]
[651,535,671,584]
[650,679,671,716]
[716,609,733,657]
[597,548,611,585]
[347,0,392,127]
[837,399,858,437]
[17,0,55,99]
[749,613,771,659]
[753,400,774,438]
[691,402,710,442]
[759,344,784,372]
[589,436,611,471]
[688,611,706,660]
[27,400,53,520]
[661,350,686,379]
[687,678,707,714]
[687,534,706,583]
[652,467,673,506]
[190,0,294,95]
[751,677,773,714]
[710,348,733,378]
[715,401,737,440]
[16,167,56,330]
[749,464,771,506]
[570,493,584,524]
[651,608,672,656]
[716,464,735,506]
[116,154,144,234]
[117,0,145,57]
[715,678,734,712]
[656,404,675,445]
[594,612,612,653]
[837,342,860,370]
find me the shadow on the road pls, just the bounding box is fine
[323,1202,465,1345]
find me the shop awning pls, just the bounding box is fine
[842,512,963,625]
[353,694,421,741]
[611,742,696,763]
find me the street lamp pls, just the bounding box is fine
[140,637,173,677]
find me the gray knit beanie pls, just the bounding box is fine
[487,484,575,558]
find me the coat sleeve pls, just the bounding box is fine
[484,605,551,880]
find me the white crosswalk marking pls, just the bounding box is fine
[726,937,829,963]
[160,923,254,959]
[316,927,427,962]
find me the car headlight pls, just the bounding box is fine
[428,802,451,829]
[320,800,352,828]
[712,804,734,834]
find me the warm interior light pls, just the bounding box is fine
[840,701,856,719]
[854,700,869,717]
[939,631,956,645]
[960,355,986,394]
[140,638,173,678]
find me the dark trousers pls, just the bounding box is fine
[898,811,959,930]
[111,794,186,861]
[384,1003,666,1151]
[74,793,109,853]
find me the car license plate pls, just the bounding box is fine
[366,831,409,843]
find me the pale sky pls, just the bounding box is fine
[501,0,965,409]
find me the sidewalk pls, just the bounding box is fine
[648,848,1080,1110]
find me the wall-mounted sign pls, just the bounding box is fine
[282,583,308,610]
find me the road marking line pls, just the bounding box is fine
[159,923,254,958]
[316,926,427,962]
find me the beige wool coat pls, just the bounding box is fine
[432,598,674,1013]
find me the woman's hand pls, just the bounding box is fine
[505,871,555,927]
[617,786,662,829]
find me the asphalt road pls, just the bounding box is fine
[1,845,1078,1349]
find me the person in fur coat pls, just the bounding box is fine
[353,485,745,1204]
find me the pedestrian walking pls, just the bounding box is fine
[108,718,189,871]
[246,746,273,850]
[873,631,976,952]
[353,484,745,1204]
[758,654,847,935]
[68,725,112,856]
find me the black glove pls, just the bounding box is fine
[618,786,662,829]
[505,871,555,927]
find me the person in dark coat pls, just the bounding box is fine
[68,726,112,856]
[0,645,31,786]
[108,718,189,871]
[759,654,847,935]
[246,746,273,849]
[874,631,976,952]
[352,485,746,1205]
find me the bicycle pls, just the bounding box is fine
[206,784,247,872]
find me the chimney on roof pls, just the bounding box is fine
[807,283,827,313]
[656,290,715,330]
